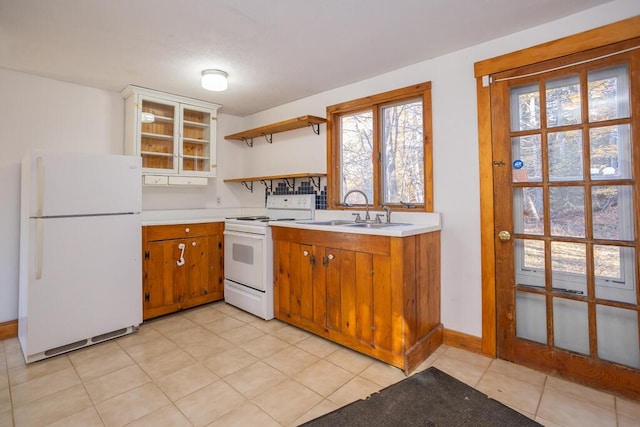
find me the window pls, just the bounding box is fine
[509,63,636,305]
[327,82,433,211]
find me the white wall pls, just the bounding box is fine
[0,71,241,323]
[1,0,637,333]
[0,70,125,322]
[233,1,639,336]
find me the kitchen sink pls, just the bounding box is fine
[296,220,414,229]
[296,219,356,226]
[345,222,412,228]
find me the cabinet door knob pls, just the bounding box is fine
[303,250,309,256]
[185,227,190,233]
[327,254,334,260]
[192,241,197,246]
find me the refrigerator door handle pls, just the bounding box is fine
[36,218,44,280]
[36,156,44,217]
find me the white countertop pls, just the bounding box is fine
[141,208,442,237]
[141,209,230,226]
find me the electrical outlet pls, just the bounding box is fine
[216,196,221,204]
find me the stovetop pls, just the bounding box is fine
[228,215,269,221]
[225,194,315,227]
[226,216,297,223]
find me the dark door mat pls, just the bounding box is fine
[301,367,541,426]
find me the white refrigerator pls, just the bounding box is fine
[18,149,143,363]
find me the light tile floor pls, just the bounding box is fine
[1,301,639,426]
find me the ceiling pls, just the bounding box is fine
[0,0,614,116]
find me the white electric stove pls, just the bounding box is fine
[223,194,315,319]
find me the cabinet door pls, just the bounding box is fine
[180,105,216,177]
[325,249,375,346]
[209,226,224,300]
[274,241,306,320]
[371,253,393,352]
[324,247,343,332]
[184,236,210,301]
[297,244,315,323]
[183,230,224,307]
[143,238,187,318]
[139,96,179,174]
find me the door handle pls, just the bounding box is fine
[498,230,511,241]
[36,156,44,217]
[177,243,186,266]
[35,218,43,279]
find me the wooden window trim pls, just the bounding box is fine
[326,82,433,212]
[475,15,640,357]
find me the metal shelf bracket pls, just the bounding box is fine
[241,181,253,192]
[308,122,321,135]
[283,178,296,190]
[309,176,321,191]
[261,133,273,144]
[241,137,253,148]
[260,180,273,192]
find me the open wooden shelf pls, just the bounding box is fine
[223,173,325,183]
[224,173,326,192]
[225,115,326,145]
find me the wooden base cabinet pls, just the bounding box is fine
[272,227,442,374]
[142,222,224,320]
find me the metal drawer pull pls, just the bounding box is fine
[185,227,190,233]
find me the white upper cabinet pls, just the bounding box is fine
[122,86,221,185]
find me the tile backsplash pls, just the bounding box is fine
[265,177,327,210]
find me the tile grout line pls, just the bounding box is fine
[2,340,17,427]
[533,373,548,421]
[69,354,107,426]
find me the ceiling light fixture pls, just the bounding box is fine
[201,69,228,91]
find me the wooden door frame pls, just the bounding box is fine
[474,15,640,356]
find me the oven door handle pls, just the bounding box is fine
[223,230,265,240]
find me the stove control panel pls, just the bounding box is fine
[266,194,315,211]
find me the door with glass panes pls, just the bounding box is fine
[491,42,640,398]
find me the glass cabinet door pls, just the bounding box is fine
[180,106,215,176]
[139,97,179,173]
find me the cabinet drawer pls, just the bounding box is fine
[168,176,208,186]
[143,175,169,186]
[144,222,222,241]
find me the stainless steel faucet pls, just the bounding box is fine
[382,205,392,223]
[343,189,371,222]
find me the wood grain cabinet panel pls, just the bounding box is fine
[142,222,224,320]
[272,227,442,374]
